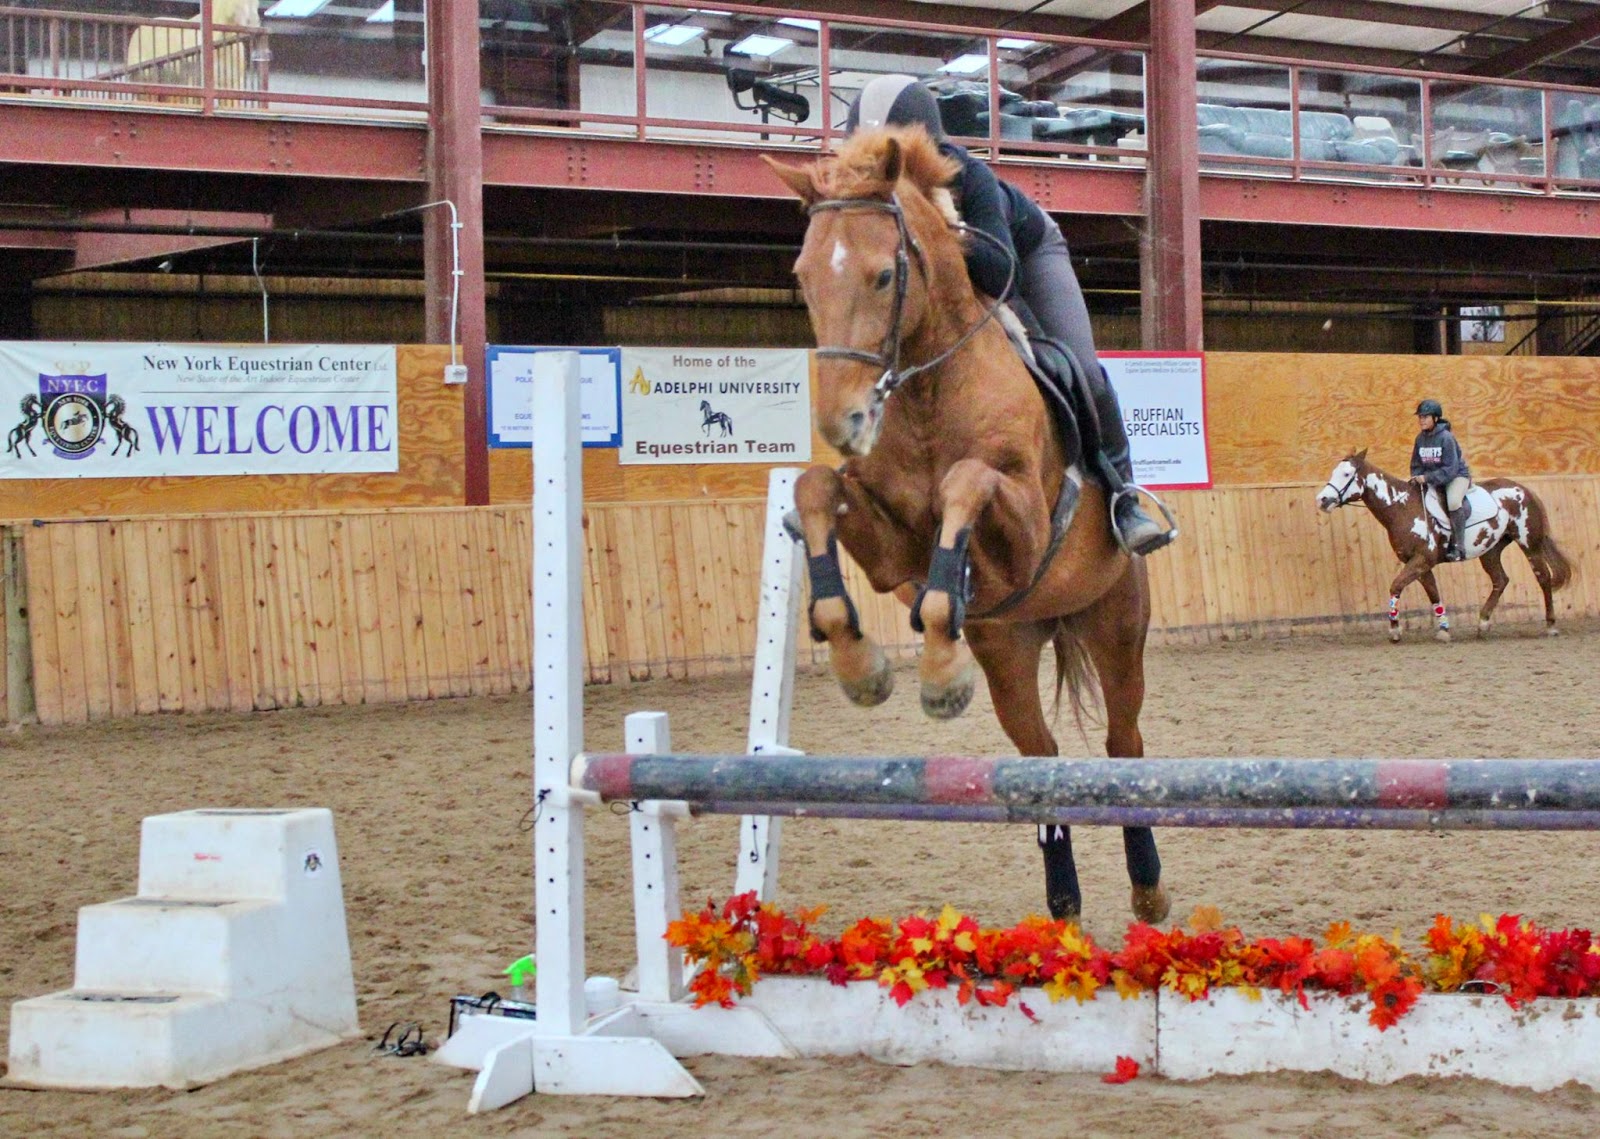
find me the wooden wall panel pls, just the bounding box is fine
[492,353,1600,506]
[7,474,1595,724]
[1203,353,1600,486]
[0,346,463,520]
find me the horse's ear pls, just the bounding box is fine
[1355,447,1368,461]
[880,136,904,187]
[762,155,819,207]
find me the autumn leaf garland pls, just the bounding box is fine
[666,893,1600,1031]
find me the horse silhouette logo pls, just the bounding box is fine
[105,394,140,456]
[6,394,42,458]
[699,399,734,437]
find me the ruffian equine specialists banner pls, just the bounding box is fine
[1102,352,1211,491]
[619,347,811,465]
[0,342,398,478]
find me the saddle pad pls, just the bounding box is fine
[1424,484,1496,528]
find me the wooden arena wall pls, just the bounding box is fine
[2,352,1598,723]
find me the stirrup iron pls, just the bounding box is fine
[1107,483,1180,556]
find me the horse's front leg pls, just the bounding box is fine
[793,465,917,708]
[911,458,1049,720]
[1386,555,1431,643]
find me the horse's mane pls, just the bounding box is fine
[819,128,961,221]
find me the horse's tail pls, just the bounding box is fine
[1049,615,1101,730]
[1525,486,1574,592]
[1537,535,1573,593]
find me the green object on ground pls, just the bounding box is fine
[504,955,537,988]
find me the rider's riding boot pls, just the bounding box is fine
[1087,371,1176,557]
[1447,503,1471,561]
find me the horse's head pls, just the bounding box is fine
[1316,448,1368,512]
[765,128,964,456]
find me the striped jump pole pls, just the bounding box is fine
[573,754,1600,831]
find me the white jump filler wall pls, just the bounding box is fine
[8,807,360,1089]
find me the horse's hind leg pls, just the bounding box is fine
[793,465,918,707]
[1080,565,1168,925]
[966,620,1084,919]
[1474,548,1510,638]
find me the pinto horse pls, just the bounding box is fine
[764,128,1169,925]
[1316,449,1571,641]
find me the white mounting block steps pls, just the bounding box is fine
[8,808,360,1089]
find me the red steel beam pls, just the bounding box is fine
[1146,0,1204,350]
[0,104,426,180]
[426,0,489,506]
[1464,8,1600,78]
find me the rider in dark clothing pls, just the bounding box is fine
[846,74,1175,558]
[1410,398,1473,561]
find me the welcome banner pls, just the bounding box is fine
[0,342,399,478]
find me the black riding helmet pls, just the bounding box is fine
[1415,398,1443,418]
[846,74,946,141]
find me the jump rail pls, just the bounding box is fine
[572,754,1600,831]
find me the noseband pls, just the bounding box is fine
[806,193,1016,401]
[1322,467,1362,507]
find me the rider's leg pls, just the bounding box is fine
[1445,476,1472,560]
[1017,221,1174,557]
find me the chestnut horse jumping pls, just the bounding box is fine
[765,128,1169,924]
[1316,449,1572,642]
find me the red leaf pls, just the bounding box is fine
[1018,1000,1038,1023]
[1101,1055,1141,1084]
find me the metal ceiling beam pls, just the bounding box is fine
[1221,0,1553,37]
[1464,7,1600,77]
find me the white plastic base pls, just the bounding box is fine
[1160,988,1600,1090]
[7,808,359,1090]
[434,1007,704,1109]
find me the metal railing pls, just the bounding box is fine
[3,0,1600,196]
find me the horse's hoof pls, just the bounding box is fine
[1434,628,1452,644]
[1478,620,1491,639]
[1546,625,1561,638]
[835,641,894,707]
[1131,883,1171,925]
[1388,629,1402,644]
[920,661,976,720]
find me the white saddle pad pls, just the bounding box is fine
[1424,484,1495,530]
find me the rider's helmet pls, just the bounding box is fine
[1415,398,1443,418]
[846,75,946,141]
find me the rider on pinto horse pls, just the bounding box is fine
[1410,398,1473,561]
[847,75,1176,558]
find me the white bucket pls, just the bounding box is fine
[584,975,620,1017]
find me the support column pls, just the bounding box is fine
[425,0,489,504]
[1142,0,1203,351]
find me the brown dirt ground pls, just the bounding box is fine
[3,621,1600,1138]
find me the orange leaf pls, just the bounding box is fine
[1101,1055,1141,1084]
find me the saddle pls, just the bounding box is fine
[995,305,1085,460]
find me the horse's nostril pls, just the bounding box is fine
[848,410,868,433]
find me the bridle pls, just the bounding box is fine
[806,192,1016,401]
[1321,465,1363,508]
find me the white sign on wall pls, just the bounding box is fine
[1102,352,1210,490]
[486,345,621,448]
[619,347,811,465]
[0,342,398,479]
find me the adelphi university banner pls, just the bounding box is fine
[0,342,399,479]
[619,347,811,465]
